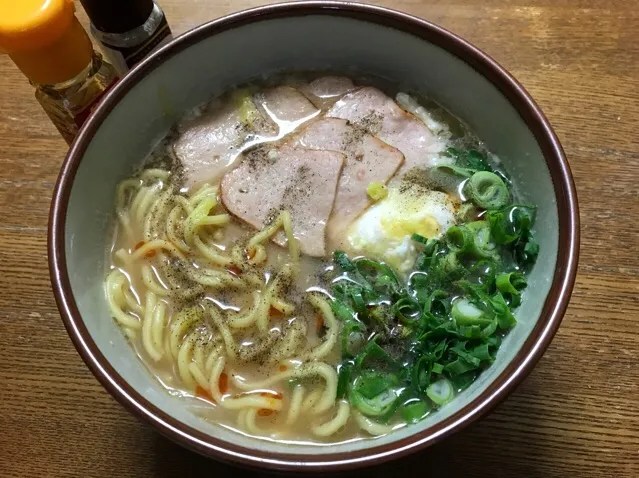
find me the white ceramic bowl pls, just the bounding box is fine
[49,1,579,471]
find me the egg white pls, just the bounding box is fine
[347,186,458,273]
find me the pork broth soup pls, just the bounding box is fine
[105,75,539,444]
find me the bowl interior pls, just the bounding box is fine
[61,10,558,463]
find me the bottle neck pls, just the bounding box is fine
[9,16,94,86]
[90,3,164,48]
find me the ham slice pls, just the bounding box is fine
[172,96,274,187]
[221,146,345,257]
[327,87,450,179]
[296,118,404,247]
[255,86,319,130]
[174,87,319,187]
[299,76,356,109]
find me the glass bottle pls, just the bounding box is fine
[80,0,172,75]
[0,0,119,144]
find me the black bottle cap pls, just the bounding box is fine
[80,0,155,34]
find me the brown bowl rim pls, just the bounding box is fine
[48,0,580,472]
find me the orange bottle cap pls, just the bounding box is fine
[0,0,75,53]
[0,0,94,85]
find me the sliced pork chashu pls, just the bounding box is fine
[328,86,450,180]
[221,146,345,257]
[172,95,274,187]
[299,76,356,109]
[174,87,319,187]
[296,118,404,247]
[255,85,320,130]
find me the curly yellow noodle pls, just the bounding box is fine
[135,186,161,225]
[228,291,261,329]
[230,362,337,414]
[199,214,230,227]
[166,205,191,253]
[129,186,149,221]
[188,184,216,207]
[168,307,203,359]
[122,327,138,340]
[116,239,185,264]
[247,210,299,266]
[301,389,323,413]
[122,288,143,315]
[188,362,210,390]
[353,410,395,436]
[116,179,141,212]
[142,292,163,361]
[177,329,200,390]
[140,168,170,182]
[206,306,238,362]
[204,345,224,375]
[115,179,140,239]
[193,234,233,266]
[105,270,141,330]
[236,409,248,429]
[173,195,192,213]
[286,384,305,425]
[209,357,283,411]
[244,408,267,435]
[186,268,245,289]
[266,319,306,364]
[110,168,350,437]
[254,264,299,333]
[270,298,295,315]
[281,209,300,263]
[305,295,339,360]
[312,400,350,437]
[193,338,207,371]
[141,264,169,296]
[183,197,217,245]
[151,301,167,355]
[144,189,173,240]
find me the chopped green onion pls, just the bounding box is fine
[449,371,478,392]
[341,320,366,358]
[336,362,353,399]
[451,299,492,326]
[355,372,393,399]
[350,372,400,417]
[496,271,526,295]
[426,290,450,317]
[446,225,474,253]
[466,221,498,259]
[444,357,480,376]
[426,379,454,405]
[412,356,432,393]
[411,233,429,244]
[400,400,431,424]
[333,250,357,273]
[466,171,509,209]
[431,164,476,178]
[330,298,356,322]
[490,293,517,329]
[355,340,397,368]
[391,297,421,324]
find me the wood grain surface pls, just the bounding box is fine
[0,1,637,476]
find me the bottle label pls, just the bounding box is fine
[73,79,118,129]
[101,17,172,73]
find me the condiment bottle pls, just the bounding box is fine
[80,0,172,75]
[0,0,119,144]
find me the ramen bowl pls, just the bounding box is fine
[48,1,579,471]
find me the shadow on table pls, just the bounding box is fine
[148,384,546,478]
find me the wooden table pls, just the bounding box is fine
[1,1,637,476]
